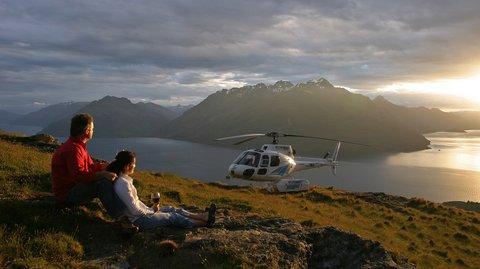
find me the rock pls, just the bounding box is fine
[26,134,60,152]
[183,228,310,268]
[354,192,440,215]
[83,254,130,269]
[354,192,410,214]
[29,134,59,144]
[307,227,415,268]
[130,215,415,268]
[0,133,60,152]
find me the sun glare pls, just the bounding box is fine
[377,72,480,104]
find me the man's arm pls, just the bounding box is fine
[65,147,97,183]
[92,160,108,172]
[65,146,116,183]
[90,158,116,181]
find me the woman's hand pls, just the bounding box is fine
[152,203,160,212]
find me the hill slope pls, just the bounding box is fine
[452,111,480,127]
[41,96,177,137]
[0,109,21,124]
[1,132,480,268]
[372,96,480,133]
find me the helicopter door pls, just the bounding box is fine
[270,155,280,167]
[257,154,270,175]
[260,155,269,167]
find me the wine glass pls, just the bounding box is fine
[151,192,161,204]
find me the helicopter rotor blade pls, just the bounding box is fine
[233,136,259,145]
[283,134,371,147]
[214,133,265,141]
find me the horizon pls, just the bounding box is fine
[4,78,480,115]
[1,1,480,113]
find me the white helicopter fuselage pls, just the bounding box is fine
[228,149,295,181]
[227,143,340,182]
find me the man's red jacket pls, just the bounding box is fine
[51,137,103,202]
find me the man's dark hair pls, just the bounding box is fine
[70,113,94,137]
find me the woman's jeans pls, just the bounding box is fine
[133,206,197,230]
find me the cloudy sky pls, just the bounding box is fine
[1,0,480,113]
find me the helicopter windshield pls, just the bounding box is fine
[233,152,247,164]
[237,152,261,167]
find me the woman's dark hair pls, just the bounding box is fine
[70,113,93,137]
[106,150,136,175]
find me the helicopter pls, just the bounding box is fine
[215,132,370,192]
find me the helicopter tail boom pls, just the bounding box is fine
[292,141,341,175]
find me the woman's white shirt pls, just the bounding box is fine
[114,174,154,222]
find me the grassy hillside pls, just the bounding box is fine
[1,132,480,268]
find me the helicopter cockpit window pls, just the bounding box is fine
[237,152,261,167]
[270,155,280,167]
[260,155,269,167]
[233,152,248,164]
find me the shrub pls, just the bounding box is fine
[455,259,467,266]
[453,232,469,242]
[30,232,83,262]
[432,250,448,258]
[211,197,252,212]
[164,190,182,203]
[0,227,83,266]
[305,191,333,203]
[300,219,317,227]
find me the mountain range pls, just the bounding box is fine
[452,111,480,126]
[41,96,178,137]
[367,92,480,111]
[159,78,480,156]
[165,104,195,117]
[14,102,89,127]
[3,78,479,157]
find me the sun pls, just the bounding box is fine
[377,72,480,105]
[453,74,480,104]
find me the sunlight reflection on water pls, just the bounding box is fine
[386,130,480,172]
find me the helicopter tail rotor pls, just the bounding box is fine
[332,141,341,161]
[329,141,341,175]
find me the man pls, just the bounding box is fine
[51,113,125,218]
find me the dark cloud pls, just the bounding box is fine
[1,0,480,113]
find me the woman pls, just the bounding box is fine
[107,150,215,230]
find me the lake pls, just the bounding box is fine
[1,123,479,202]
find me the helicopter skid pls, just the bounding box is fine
[267,178,311,193]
